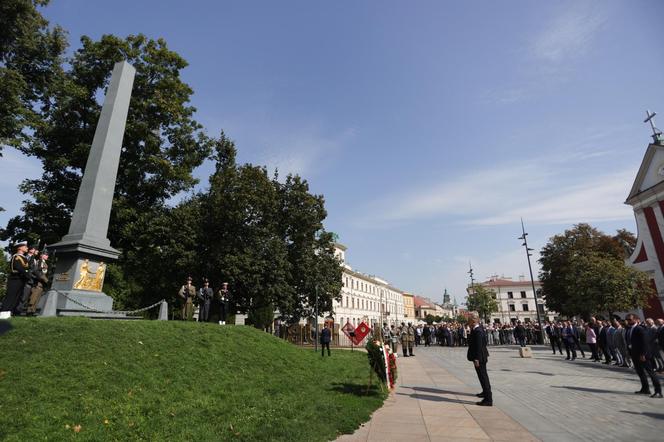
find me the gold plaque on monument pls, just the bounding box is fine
[73,259,107,292]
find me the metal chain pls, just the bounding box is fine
[53,289,164,315]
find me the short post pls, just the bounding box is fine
[40,291,59,317]
[158,300,168,320]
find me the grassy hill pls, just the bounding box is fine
[0,318,385,441]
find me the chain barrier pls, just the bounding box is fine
[53,289,164,315]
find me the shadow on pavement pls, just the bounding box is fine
[552,385,632,395]
[397,392,476,404]
[621,410,664,420]
[329,382,382,397]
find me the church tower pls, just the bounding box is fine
[625,110,664,318]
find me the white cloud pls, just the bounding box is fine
[532,5,608,63]
[358,148,636,228]
[486,3,609,104]
[255,126,355,177]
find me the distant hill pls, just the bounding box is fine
[0,318,385,441]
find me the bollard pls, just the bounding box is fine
[158,300,168,321]
[40,290,59,317]
[519,346,533,358]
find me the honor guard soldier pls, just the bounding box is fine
[26,249,50,315]
[197,278,213,322]
[1,241,30,316]
[178,276,196,321]
[217,282,230,325]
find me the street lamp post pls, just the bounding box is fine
[518,218,545,343]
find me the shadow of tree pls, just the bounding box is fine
[329,382,382,397]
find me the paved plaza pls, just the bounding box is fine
[338,345,664,441]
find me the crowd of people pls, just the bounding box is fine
[379,313,664,399]
[1,241,50,317]
[392,321,545,349]
[543,315,664,397]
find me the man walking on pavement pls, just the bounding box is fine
[468,312,492,406]
[626,314,662,398]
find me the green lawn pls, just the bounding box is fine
[0,318,385,441]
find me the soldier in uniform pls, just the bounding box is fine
[399,322,409,357]
[1,241,30,316]
[217,282,230,325]
[406,322,416,356]
[178,276,196,321]
[26,249,50,315]
[197,278,213,322]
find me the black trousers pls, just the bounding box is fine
[1,278,25,314]
[564,340,577,359]
[633,356,661,393]
[474,362,492,402]
[321,342,330,356]
[573,338,585,357]
[601,344,611,363]
[588,343,599,361]
[550,337,562,354]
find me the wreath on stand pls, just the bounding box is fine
[366,339,398,391]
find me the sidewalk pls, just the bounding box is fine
[336,353,539,442]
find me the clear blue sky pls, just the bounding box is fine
[2,0,664,303]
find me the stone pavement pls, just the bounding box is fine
[336,351,538,441]
[337,345,664,441]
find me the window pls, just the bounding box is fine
[520,291,527,298]
[507,291,513,299]
[509,304,516,312]
[522,304,529,311]
[538,304,545,314]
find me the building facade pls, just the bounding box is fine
[473,277,556,324]
[625,139,664,318]
[402,293,415,320]
[332,244,406,328]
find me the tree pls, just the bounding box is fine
[466,284,498,322]
[275,174,342,324]
[539,223,651,318]
[0,0,67,156]
[2,33,213,308]
[3,34,212,248]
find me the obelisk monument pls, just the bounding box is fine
[41,61,136,317]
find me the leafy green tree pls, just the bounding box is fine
[0,0,66,156]
[2,34,212,309]
[200,135,291,325]
[275,174,342,324]
[540,223,651,317]
[3,34,212,248]
[466,284,498,322]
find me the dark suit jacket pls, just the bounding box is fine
[467,326,489,363]
[658,326,664,352]
[320,327,331,344]
[627,324,650,358]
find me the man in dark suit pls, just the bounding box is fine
[320,323,331,357]
[626,314,661,398]
[467,313,492,406]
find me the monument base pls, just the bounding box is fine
[38,289,136,319]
